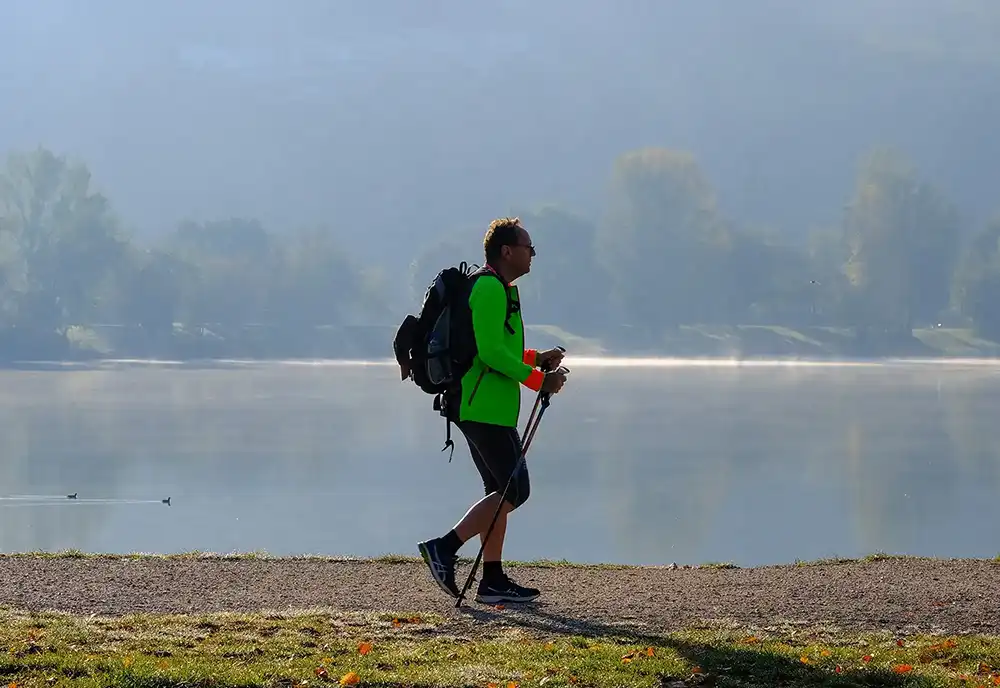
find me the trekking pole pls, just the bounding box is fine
[456,351,568,608]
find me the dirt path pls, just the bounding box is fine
[2,556,998,640]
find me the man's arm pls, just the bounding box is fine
[469,277,544,391]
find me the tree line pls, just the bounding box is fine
[0,144,997,360]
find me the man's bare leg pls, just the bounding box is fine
[453,491,511,545]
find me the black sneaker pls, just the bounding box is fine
[475,574,540,604]
[417,539,460,598]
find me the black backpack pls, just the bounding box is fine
[393,261,515,459]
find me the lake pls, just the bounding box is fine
[1,358,999,567]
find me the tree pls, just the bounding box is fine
[953,215,1000,339]
[0,147,129,329]
[841,148,962,335]
[596,147,733,337]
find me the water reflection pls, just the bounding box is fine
[1,360,998,565]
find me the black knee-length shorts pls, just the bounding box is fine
[456,420,530,509]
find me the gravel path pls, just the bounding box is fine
[2,556,999,640]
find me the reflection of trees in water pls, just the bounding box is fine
[0,365,430,553]
[938,371,1000,484]
[842,367,997,557]
[569,364,1000,565]
[585,367,745,565]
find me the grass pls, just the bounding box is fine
[1,608,999,687]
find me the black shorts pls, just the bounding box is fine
[456,420,530,509]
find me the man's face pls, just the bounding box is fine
[505,226,535,278]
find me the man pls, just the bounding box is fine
[418,216,567,604]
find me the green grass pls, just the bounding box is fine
[1,608,998,687]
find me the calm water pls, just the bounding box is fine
[1,359,999,567]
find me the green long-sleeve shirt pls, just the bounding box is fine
[458,268,544,428]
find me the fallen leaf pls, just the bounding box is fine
[742,636,759,644]
[322,657,333,663]
[646,647,655,657]
[821,649,831,657]
[835,665,843,674]
[800,656,810,664]
[358,642,372,656]
[992,677,1000,686]
[691,666,702,674]
[315,667,328,679]
[487,683,499,688]
[544,642,555,651]
[862,654,873,663]
[508,683,519,688]
[893,664,913,674]
[494,604,505,610]
[339,672,360,686]
[896,639,904,647]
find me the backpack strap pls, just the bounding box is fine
[472,264,516,335]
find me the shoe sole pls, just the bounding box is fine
[475,591,540,604]
[418,541,459,599]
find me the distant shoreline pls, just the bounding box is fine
[2,322,999,368]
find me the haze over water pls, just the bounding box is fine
[2,358,998,567]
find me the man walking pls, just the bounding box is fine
[418,216,566,604]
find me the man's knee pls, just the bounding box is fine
[502,475,530,510]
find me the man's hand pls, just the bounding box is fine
[541,369,566,394]
[536,347,565,371]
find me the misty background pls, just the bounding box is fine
[2,0,1000,361]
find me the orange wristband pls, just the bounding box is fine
[523,368,544,391]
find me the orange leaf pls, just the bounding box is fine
[691,666,702,674]
[742,635,759,644]
[358,642,372,655]
[862,654,873,662]
[315,667,328,679]
[821,649,831,657]
[646,647,655,657]
[494,604,505,610]
[508,683,519,688]
[544,642,555,651]
[896,639,905,647]
[9,683,17,688]
[487,684,499,688]
[800,656,810,664]
[339,671,360,686]
[893,664,913,674]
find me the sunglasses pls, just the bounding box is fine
[509,242,536,257]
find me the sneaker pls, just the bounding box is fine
[417,538,460,598]
[475,574,540,604]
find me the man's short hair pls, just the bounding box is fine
[484,216,522,263]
